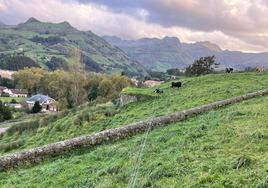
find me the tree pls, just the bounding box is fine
[13,68,47,96]
[31,101,42,113]
[0,101,12,122]
[185,56,216,76]
[10,99,17,104]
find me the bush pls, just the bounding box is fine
[0,101,12,122]
[10,99,17,104]
[31,101,42,113]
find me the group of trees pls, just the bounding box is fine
[185,56,216,76]
[14,68,132,109]
[146,56,217,80]
[0,76,14,88]
[0,54,40,71]
[31,35,65,46]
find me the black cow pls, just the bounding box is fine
[226,68,234,73]
[154,88,163,94]
[171,81,182,88]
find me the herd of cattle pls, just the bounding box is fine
[154,81,182,94]
[226,67,266,73]
[153,67,266,94]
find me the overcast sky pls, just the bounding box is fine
[0,0,268,52]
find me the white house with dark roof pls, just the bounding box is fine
[26,94,57,112]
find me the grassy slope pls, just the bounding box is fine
[0,72,268,156]
[0,92,267,187]
[0,97,26,103]
[0,21,146,75]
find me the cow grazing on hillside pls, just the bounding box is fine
[171,81,182,88]
[256,67,265,73]
[225,68,234,73]
[154,88,163,94]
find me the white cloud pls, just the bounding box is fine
[0,0,267,52]
[0,0,7,11]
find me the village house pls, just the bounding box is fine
[5,103,23,109]
[0,86,6,94]
[10,89,28,98]
[1,87,27,98]
[26,94,57,112]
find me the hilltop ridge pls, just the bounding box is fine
[103,35,268,71]
[0,18,147,76]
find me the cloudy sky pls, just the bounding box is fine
[0,0,268,52]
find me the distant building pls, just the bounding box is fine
[144,80,162,88]
[26,94,57,112]
[1,88,27,98]
[5,103,23,109]
[131,78,139,86]
[0,86,6,94]
[10,89,28,98]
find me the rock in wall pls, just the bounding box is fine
[120,94,138,106]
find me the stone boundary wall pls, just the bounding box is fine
[0,89,268,171]
[120,94,138,106]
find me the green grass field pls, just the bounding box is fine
[0,97,26,103]
[0,72,268,156]
[0,90,267,187]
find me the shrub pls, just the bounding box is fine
[31,101,42,113]
[10,99,17,104]
[0,101,12,122]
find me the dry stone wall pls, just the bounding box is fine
[0,89,268,171]
[120,94,138,106]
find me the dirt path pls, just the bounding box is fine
[0,113,47,135]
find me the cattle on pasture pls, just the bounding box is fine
[171,81,182,88]
[256,67,265,73]
[154,88,163,94]
[225,68,234,73]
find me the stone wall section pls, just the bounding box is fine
[0,89,268,170]
[120,94,138,106]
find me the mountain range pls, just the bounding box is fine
[1,17,267,76]
[103,36,268,71]
[0,18,147,76]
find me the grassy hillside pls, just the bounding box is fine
[0,89,267,187]
[0,18,147,76]
[0,72,268,156]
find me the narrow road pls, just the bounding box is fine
[0,113,46,135]
[0,119,30,135]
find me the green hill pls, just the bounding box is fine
[0,18,147,76]
[0,72,267,187]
